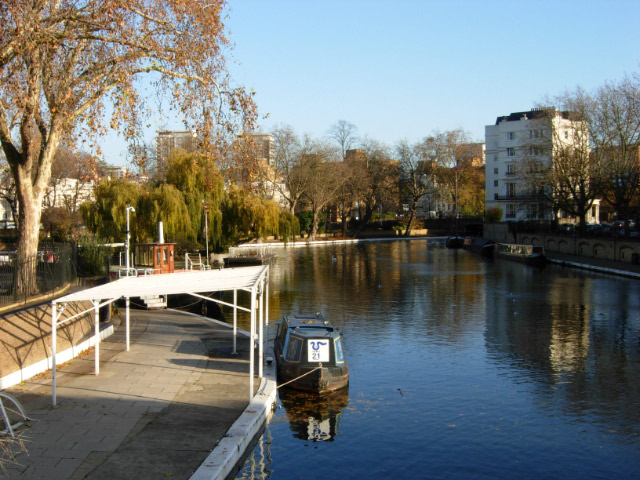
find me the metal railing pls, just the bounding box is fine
[0,245,76,307]
[184,253,210,271]
[228,246,272,258]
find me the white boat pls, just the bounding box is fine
[495,243,546,265]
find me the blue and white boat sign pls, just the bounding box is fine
[308,340,329,362]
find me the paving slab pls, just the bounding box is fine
[1,308,258,480]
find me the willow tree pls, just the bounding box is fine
[165,150,225,247]
[81,179,144,242]
[137,184,191,243]
[220,185,293,249]
[0,1,255,293]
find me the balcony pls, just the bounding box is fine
[494,194,546,202]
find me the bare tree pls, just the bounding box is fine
[327,120,359,160]
[298,140,344,240]
[270,126,309,215]
[396,139,437,236]
[350,138,399,237]
[128,140,157,179]
[522,104,601,229]
[422,129,477,232]
[1,1,256,292]
[589,76,640,233]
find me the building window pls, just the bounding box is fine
[506,183,516,197]
[529,147,540,156]
[507,132,515,140]
[564,130,569,139]
[494,180,498,187]
[506,204,516,219]
[494,167,498,174]
[506,164,515,176]
[494,155,498,162]
[507,148,515,157]
[530,129,540,139]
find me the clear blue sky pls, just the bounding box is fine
[102,0,640,165]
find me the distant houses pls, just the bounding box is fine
[0,164,137,230]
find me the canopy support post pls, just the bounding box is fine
[265,276,269,327]
[93,300,100,375]
[233,289,238,355]
[249,287,256,402]
[258,285,264,379]
[125,297,130,351]
[51,302,58,407]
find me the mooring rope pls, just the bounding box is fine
[276,363,322,389]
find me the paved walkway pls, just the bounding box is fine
[3,309,256,479]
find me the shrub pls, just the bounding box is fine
[485,207,503,223]
[77,238,112,277]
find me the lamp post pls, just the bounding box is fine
[125,205,135,273]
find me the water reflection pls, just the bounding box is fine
[485,262,640,432]
[278,387,349,442]
[235,241,640,479]
[236,427,273,480]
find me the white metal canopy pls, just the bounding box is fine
[50,265,269,407]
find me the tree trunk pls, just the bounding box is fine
[404,202,417,237]
[341,201,347,238]
[15,187,43,296]
[9,128,58,296]
[309,209,319,241]
[354,204,374,239]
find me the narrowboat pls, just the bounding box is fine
[495,243,546,265]
[445,236,464,249]
[469,237,495,257]
[274,314,349,393]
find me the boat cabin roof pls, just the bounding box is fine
[284,314,334,331]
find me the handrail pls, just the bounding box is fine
[184,252,210,271]
[118,267,138,278]
[0,392,29,437]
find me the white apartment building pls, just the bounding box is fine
[485,107,599,223]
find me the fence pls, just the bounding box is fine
[0,245,76,307]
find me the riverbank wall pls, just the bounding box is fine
[484,223,640,265]
[0,299,114,390]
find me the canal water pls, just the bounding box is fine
[235,239,640,479]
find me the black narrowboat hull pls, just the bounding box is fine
[446,236,464,249]
[277,363,349,393]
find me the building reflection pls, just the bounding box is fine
[236,427,273,480]
[485,263,640,428]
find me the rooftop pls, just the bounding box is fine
[495,107,583,125]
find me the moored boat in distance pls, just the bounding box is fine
[469,237,495,257]
[495,243,546,265]
[274,314,349,393]
[445,236,464,249]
